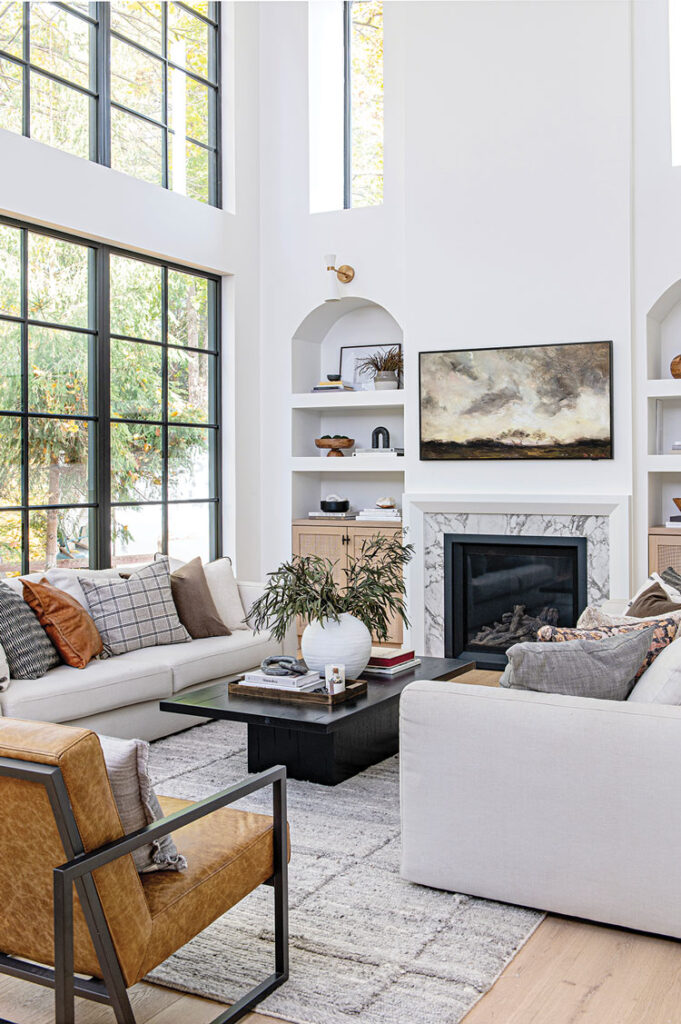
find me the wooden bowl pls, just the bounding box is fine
[315,437,355,458]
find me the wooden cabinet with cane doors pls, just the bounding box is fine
[291,520,404,645]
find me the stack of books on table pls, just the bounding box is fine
[356,507,402,522]
[312,380,355,393]
[241,669,321,692]
[308,509,356,519]
[363,647,420,678]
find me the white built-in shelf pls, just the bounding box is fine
[290,390,405,411]
[646,379,681,398]
[646,455,681,472]
[291,456,406,473]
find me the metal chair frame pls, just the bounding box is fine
[0,756,288,1024]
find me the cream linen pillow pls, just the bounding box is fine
[203,557,248,631]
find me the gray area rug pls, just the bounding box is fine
[146,720,542,1024]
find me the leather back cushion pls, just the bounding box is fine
[0,719,151,985]
[22,578,103,669]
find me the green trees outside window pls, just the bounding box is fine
[0,219,220,577]
[0,2,220,205]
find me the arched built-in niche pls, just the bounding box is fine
[289,297,406,521]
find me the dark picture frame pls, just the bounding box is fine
[339,343,403,391]
[419,340,613,461]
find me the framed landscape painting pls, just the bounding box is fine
[419,341,613,460]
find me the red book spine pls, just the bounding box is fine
[368,649,415,668]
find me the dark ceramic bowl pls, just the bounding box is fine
[320,498,349,512]
[326,373,341,381]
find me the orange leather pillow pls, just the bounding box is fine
[22,578,103,669]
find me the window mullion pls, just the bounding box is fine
[343,0,352,210]
[20,227,29,574]
[96,0,111,166]
[162,1,169,191]
[96,246,112,568]
[161,266,169,554]
[22,1,30,138]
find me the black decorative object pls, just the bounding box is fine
[320,495,350,512]
[372,426,390,449]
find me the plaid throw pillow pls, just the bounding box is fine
[80,558,190,657]
[536,616,679,680]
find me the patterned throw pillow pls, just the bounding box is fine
[537,617,679,679]
[80,557,190,657]
[0,582,60,679]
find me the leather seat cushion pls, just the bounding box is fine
[136,796,283,979]
[160,632,281,693]
[0,646,173,722]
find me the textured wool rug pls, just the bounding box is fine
[146,720,542,1024]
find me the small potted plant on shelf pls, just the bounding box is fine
[356,346,404,390]
[248,533,414,679]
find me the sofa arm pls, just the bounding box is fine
[237,581,297,657]
[400,680,681,938]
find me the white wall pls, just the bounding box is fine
[0,2,263,579]
[258,0,633,580]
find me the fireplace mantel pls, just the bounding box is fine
[403,493,630,657]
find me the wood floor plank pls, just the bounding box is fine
[453,668,501,687]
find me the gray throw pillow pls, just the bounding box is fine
[0,581,60,678]
[80,557,190,656]
[499,627,655,701]
[98,734,187,873]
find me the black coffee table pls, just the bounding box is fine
[160,656,475,785]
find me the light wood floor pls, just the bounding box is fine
[2,669,680,1023]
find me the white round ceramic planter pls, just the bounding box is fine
[301,612,372,679]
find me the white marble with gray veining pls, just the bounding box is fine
[423,512,610,657]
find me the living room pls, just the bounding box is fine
[1,1,680,1023]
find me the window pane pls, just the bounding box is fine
[0,321,22,411]
[28,232,92,328]
[111,106,164,186]
[167,271,211,349]
[110,254,162,340]
[30,70,92,159]
[169,68,213,146]
[28,326,89,416]
[110,1,163,55]
[0,57,23,135]
[0,223,21,317]
[111,422,162,502]
[110,338,162,420]
[28,417,90,505]
[111,36,163,121]
[168,501,210,564]
[30,3,93,90]
[169,134,210,203]
[111,503,162,566]
[0,511,22,577]
[29,506,90,572]
[168,348,212,423]
[168,425,211,499]
[350,0,384,207]
[0,415,22,504]
[0,3,23,58]
[169,4,210,81]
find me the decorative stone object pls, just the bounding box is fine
[671,355,681,378]
[301,613,372,679]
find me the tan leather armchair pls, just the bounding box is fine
[0,718,289,1024]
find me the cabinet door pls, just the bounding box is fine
[292,524,348,635]
[347,526,403,646]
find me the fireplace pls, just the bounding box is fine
[444,534,588,670]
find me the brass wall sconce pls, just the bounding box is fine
[324,253,355,284]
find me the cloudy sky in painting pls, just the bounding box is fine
[420,343,611,445]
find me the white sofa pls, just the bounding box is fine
[0,580,295,740]
[400,678,681,939]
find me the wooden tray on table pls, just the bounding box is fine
[228,678,368,705]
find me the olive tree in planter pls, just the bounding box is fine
[248,533,414,678]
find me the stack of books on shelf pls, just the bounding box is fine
[363,647,420,678]
[241,668,321,692]
[357,507,402,522]
[352,447,404,458]
[312,380,355,393]
[308,509,356,519]
[664,515,681,528]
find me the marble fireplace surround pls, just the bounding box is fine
[403,495,631,658]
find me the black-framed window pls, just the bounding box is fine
[0,2,220,206]
[343,0,383,209]
[0,216,221,577]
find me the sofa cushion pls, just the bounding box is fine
[203,557,248,631]
[537,616,679,680]
[0,646,173,722]
[0,581,61,679]
[22,578,103,669]
[626,582,681,619]
[628,637,681,704]
[160,631,281,692]
[81,558,190,657]
[170,558,230,639]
